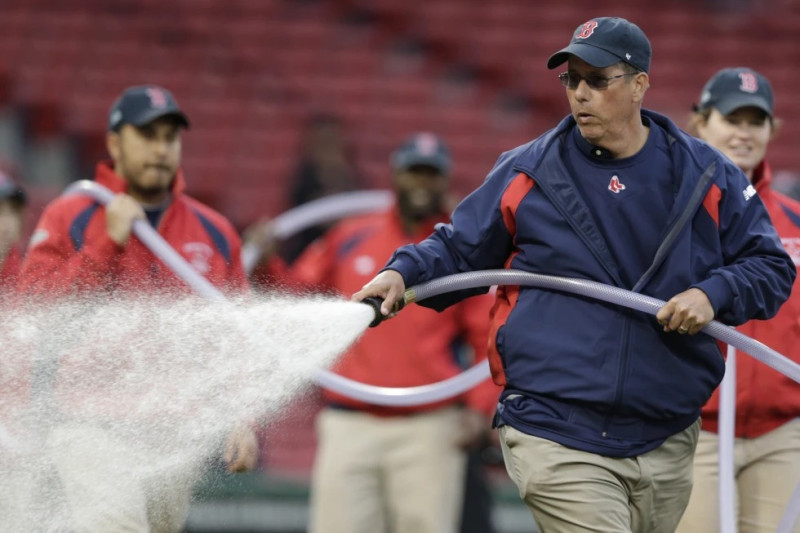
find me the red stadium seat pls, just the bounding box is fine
[0,0,795,239]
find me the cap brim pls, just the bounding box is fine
[715,95,773,117]
[129,109,191,129]
[547,43,622,70]
[0,184,26,205]
[394,155,450,174]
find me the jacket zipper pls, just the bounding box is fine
[603,311,632,437]
[632,161,717,293]
[601,163,717,437]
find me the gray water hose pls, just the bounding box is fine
[399,269,800,386]
[64,181,800,531]
[64,181,800,395]
[778,481,800,533]
[63,182,481,403]
[241,190,394,275]
[61,182,492,403]
[718,347,737,533]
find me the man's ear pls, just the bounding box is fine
[632,72,650,103]
[107,130,120,161]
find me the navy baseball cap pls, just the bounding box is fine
[391,133,452,175]
[108,85,190,132]
[0,170,26,206]
[695,67,774,117]
[547,17,651,74]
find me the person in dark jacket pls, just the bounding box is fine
[353,17,796,533]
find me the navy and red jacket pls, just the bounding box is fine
[384,110,795,458]
[701,161,800,438]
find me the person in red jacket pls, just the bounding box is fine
[677,68,800,532]
[16,85,258,532]
[0,169,26,292]
[248,133,501,533]
[0,169,28,523]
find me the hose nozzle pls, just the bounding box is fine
[361,293,410,327]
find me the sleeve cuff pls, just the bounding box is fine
[691,275,733,318]
[382,252,422,287]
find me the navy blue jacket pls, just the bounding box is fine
[385,110,795,457]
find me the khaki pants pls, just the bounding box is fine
[309,406,468,533]
[46,423,195,533]
[500,419,700,533]
[677,418,800,533]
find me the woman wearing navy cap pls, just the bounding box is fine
[678,67,800,533]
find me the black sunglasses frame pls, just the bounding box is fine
[558,71,635,90]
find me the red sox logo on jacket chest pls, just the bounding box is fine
[608,175,626,194]
[182,242,213,274]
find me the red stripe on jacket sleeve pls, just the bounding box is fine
[702,184,722,227]
[500,173,535,237]
[486,285,519,386]
[487,173,533,386]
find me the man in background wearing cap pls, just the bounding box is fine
[0,170,26,292]
[353,18,795,533]
[677,68,800,533]
[245,133,500,533]
[16,85,258,532]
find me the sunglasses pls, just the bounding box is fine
[558,71,635,90]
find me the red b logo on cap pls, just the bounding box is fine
[738,72,758,93]
[577,21,598,39]
[146,87,168,108]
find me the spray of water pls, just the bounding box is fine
[0,291,373,531]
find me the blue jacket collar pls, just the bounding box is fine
[508,108,720,291]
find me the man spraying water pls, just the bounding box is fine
[353,17,796,533]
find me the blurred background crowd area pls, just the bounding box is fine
[0,0,799,238]
[2,1,799,530]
